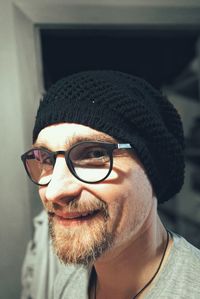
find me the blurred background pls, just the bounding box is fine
[0,1,200,298]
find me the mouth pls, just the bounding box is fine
[49,210,101,226]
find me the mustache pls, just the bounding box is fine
[44,196,108,215]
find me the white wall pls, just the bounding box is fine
[0,1,42,298]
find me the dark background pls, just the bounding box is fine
[41,28,198,90]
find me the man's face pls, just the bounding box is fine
[35,123,154,265]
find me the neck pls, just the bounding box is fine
[93,213,171,299]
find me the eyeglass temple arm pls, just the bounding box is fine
[117,144,132,149]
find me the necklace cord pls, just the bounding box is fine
[132,230,169,298]
[94,230,170,299]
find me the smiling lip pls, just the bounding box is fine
[52,210,100,226]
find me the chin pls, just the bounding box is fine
[48,213,113,266]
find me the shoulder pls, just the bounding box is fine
[146,232,200,299]
[171,232,200,267]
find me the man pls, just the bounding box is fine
[21,70,200,299]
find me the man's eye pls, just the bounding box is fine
[84,148,107,159]
[70,144,111,167]
[72,147,110,166]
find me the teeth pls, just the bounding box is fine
[81,212,90,217]
[66,211,96,219]
[61,210,98,220]
[65,213,89,219]
[66,215,81,219]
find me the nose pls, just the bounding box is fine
[44,156,82,205]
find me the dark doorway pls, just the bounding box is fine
[40,28,199,91]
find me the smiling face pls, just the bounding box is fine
[35,123,154,266]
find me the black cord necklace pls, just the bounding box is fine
[94,231,170,299]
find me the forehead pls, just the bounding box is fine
[34,123,116,149]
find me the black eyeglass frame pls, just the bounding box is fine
[21,141,132,186]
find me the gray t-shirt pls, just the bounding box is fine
[146,233,200,299]
[21,211,200,299]
[54,233,200,299]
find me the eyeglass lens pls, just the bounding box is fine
[25,149,54,185]
[69,142,111,182]
[24,142,112,185]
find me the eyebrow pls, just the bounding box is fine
[69,134,116,145]
[33,133,117,150]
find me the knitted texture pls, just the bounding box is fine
[33,70,185,203]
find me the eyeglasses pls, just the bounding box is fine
[21,141,132,186]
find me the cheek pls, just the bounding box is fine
[121,170,154,239]
[90,164,153,236]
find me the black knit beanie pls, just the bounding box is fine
[33,70,185,203]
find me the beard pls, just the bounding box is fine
[47,196,113,266]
